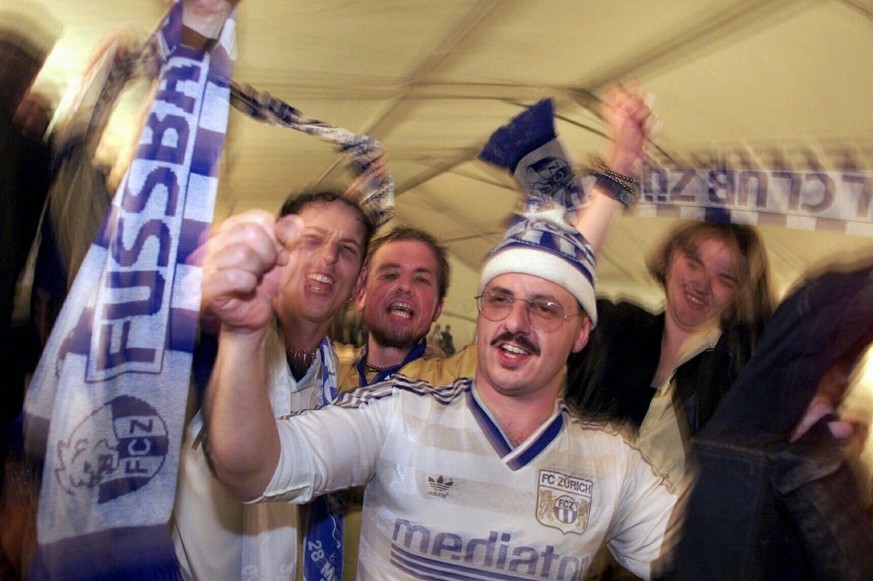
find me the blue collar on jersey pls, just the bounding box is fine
[356,338,428,386]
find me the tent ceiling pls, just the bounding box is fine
[16,0,873,333]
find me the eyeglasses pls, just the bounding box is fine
[475,289,583,332]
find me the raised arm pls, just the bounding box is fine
[182,0,239,40]
[573,85,655,254]
[201,210,302,500]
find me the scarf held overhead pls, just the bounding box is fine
[229,81,395,228]
[480,98,873,236]
[23,1,236,578]
[227,80,395,581]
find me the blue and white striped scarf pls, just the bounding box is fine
[229,81,394,227]
[480,98,873,236]
[23,2,235,578]
[24,5,394,580]
[226,60,396,581]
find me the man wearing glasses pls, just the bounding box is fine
[200,206,676,579]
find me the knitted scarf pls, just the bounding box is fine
[227,74,395,581]
[229,81,394,227]
[480,98,873,236]
[24,5,392,579]
[23,2,235,579]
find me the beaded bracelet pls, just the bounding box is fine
[590,157,639,208]
[591,157,639,185]
[593,173,638,207]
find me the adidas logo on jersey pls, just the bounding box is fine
[426,475,454,498]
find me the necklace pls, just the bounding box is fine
[287,348,318,380]
[362,357,386,374]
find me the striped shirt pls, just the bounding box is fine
[258,376,675,580]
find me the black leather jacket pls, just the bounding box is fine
[666,263,873,580]
[565,299,760,439]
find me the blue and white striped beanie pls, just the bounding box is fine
[480,207,598,326]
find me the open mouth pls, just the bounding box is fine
[306,272,335,294]
[683,287,707,308]
[388,301,414,320]
[500,342,531,359]
[491,332,540,360]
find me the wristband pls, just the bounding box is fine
[591,157,639,186]
[593,173,638,207]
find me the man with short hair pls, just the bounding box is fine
[325,86,658,578]
[202,207,677,579]
[337,226,450,389]
[335,84,657,397]
[333,226,456,579]
[172,191,374,581]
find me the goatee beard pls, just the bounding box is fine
[367,322,419,350]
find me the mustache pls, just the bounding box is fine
[490,331,540,356]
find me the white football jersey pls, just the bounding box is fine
[259,376,675,580]
[173,324,333,581]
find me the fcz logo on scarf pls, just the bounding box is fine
[55,395,169,503]
[524,155,575,198]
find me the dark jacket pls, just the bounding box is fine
[0,110,51,431]
[565,299,760,439]
[667,262,873,580]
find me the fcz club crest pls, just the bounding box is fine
[536,469,591,535]
[55,395,169,503]
[524,156,574,197]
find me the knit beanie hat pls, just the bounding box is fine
[480,207,598,326]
